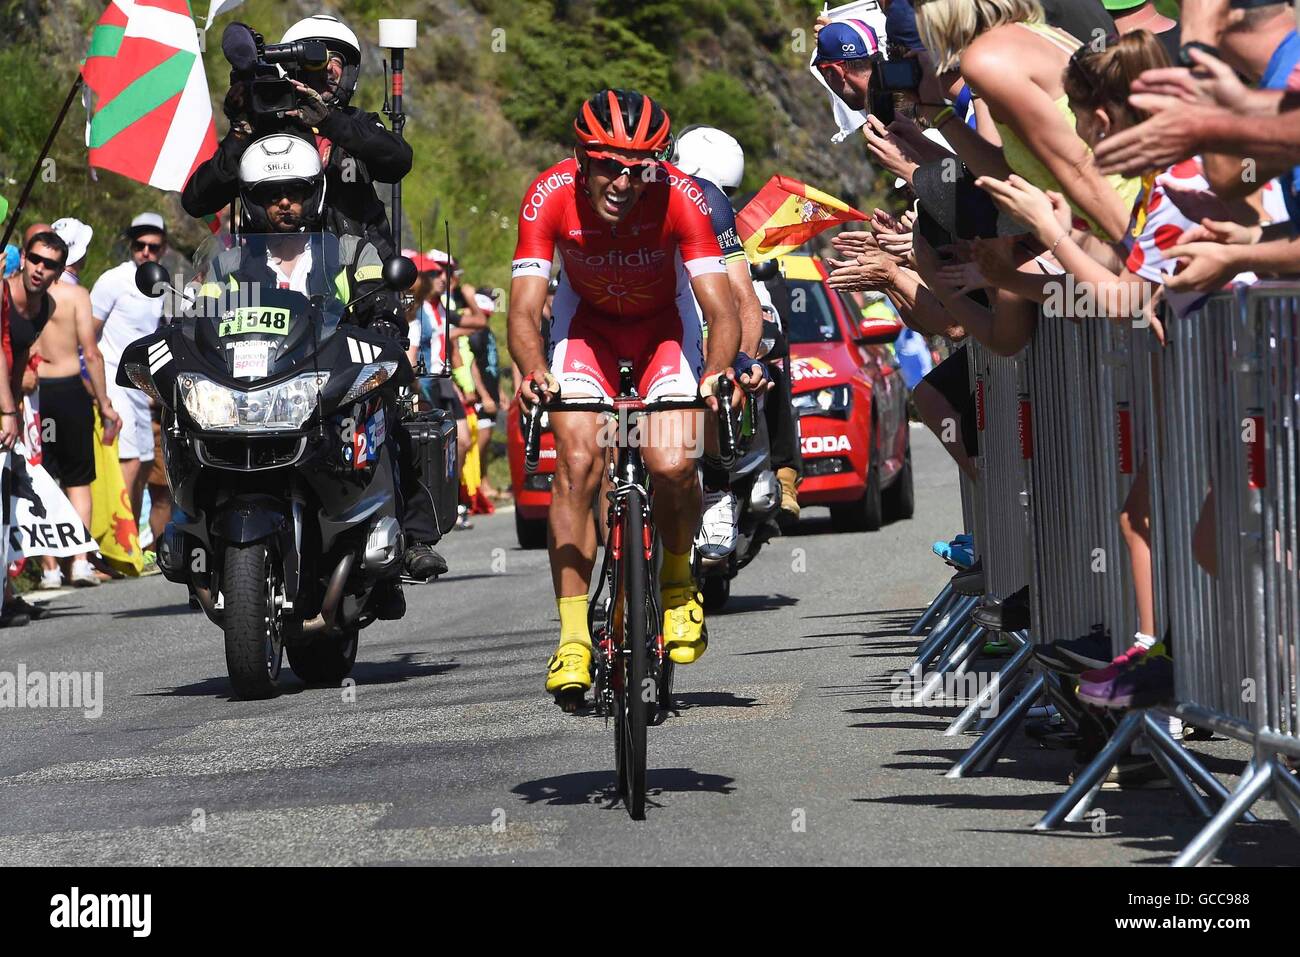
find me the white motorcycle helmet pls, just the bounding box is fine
[281,15,362,106]
[670,125,745,192]
[238,135,327,233]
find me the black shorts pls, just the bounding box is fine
[921,346,978,458]
[421,376,466,421]
[39,374,96,487]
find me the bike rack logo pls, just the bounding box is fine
[0,664,103,719]
[50,887,151,937]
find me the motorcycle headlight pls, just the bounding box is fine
[179,373,329,432]
[342,361,398,406]
[792,385,851,417]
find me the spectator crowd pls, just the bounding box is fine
[813,0,1300,785]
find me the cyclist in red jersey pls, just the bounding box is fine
[508,88,751,703]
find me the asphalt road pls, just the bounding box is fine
[1,426,1297,866]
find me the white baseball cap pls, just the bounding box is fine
[52,217,93,265]
[129,212,166,237]
[474,292,496,313]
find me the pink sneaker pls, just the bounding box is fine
[1078,642,1152,684]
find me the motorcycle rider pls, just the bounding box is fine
[182,14,411,259]
[199,133,447,609]
[670,126,798,561]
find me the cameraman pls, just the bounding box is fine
[182,14,411,259]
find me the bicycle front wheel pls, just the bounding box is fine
[620,490,650,820]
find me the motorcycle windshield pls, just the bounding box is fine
[193,231,348,315]
[190,232,349,381]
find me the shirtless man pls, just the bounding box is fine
[36,228,121,588]
[1,229,62,624]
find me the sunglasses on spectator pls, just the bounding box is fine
[131,240,164,253]
[25,251,65,271]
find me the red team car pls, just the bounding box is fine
[507,251,912,546]
[776,253,911,531]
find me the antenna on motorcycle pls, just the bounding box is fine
[444,218,452,379]
[379,19,417,252]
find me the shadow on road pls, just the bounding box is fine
[712,593,798,615]
[511,767,736,808]
[111,603,202,619]
[140,653,460,698]
[734,643,844,657]
[804,607,929,620]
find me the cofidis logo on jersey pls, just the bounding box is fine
[563,247,667,269]
[522,170,575,222]
[665,173,713,217]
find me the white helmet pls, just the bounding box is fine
[670,126,745,191]
[282,15,361,62]
[238,135,326,232]
[281,15,361,105]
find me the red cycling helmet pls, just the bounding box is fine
[573,89,671,156]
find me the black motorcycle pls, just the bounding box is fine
[698,309,786,612]
[119,232,456,699]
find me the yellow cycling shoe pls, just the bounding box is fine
[546,640,593,697]
[662,584,708,664]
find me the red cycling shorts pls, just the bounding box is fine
[547,280,704,402]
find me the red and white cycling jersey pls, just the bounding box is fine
[511,157,726,318]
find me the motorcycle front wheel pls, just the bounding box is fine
[222,542,286,700]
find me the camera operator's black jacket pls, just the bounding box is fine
[182,107,412,259]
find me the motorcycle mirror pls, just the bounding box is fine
[383,255,418,291]
[135,261,172,299]
[749,259,779,282]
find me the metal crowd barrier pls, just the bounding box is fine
[901,286,1300,862]
[1016,287,1300,863]
[1154,286,1300,864]
[907,468,978,639]
[944,320,1146,777]
[909,345,1019,712]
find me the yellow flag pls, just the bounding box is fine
[90,409,143,576]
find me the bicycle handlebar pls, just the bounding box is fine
[523,380,738,475]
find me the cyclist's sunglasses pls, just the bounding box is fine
[586,153,661,182]
[25,250,65,271]
[131,240,164,253]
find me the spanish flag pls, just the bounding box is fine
[738,176,867,262]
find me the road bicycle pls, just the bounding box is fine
[524,360,734,818]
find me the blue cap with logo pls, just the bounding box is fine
[814,19,881,64]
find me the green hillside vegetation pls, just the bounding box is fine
[1,0,891,361]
